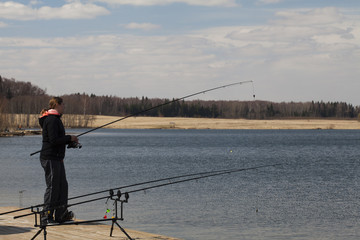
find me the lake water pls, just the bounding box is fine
[0,129,359,240]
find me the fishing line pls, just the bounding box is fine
[252,81,256,100]
[30,81,253,156]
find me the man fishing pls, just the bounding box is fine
[39,97,78,225]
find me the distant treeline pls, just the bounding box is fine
[60,94,360,119]
[1,76,359,129]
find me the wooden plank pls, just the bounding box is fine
[0,207,181,240]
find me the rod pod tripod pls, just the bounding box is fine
[27,190,133,240]
[29,207,48,240]
[109,190,132,239]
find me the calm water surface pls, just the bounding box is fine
[0,129,359,240]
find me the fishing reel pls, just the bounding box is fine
[67,141,82,149]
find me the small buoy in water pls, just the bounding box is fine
[103,215,107,219]
[256,208,258,213]
[230,150,233,153]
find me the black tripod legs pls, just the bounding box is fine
[31,226,47,240]
[110,220,133,240]
[110,220,115,236]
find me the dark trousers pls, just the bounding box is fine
[40,158,68,221]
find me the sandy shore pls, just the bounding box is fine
[2,115,360,132]
[90,116,360,130]
[0,206,180,240]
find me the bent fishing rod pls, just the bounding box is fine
[10,163,280,219]
[30,80,254,156]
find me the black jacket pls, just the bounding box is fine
[39,114,71,161]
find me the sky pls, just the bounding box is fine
[0,0,359,105]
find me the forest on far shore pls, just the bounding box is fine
[1,76,359,130]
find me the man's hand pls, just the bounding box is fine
[70,135,78,143]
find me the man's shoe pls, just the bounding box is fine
[47,218,57,225]
[57,210,75,223]
[40,216,56,226]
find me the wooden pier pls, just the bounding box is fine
[0,207,181,240]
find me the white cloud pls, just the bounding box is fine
[189,7,360,102]
[94,0,238,7]
[124,22,161,31]
[39,2,110,19]
[0,7,359,104]
[194,8,359,60]
[0,2,35,20]
[0,1,110,20]
[0,34,219,98]
[273,7,343,26]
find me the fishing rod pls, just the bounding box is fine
[127,163,281,194]
[30,80,253,156]
[0,167,239,216]
[57,163,282,212]
[65,167,248,201]
[1,162,267,217]
[11,163,280,220]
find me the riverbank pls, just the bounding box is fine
[0,130,41,137]
[90,116,360,130]
[0,206,180,240]
[1,115,360,134]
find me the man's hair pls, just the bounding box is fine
[49,97,63,109]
